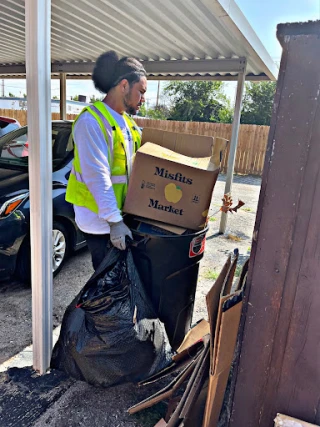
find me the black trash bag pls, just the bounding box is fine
[51,245,173,387]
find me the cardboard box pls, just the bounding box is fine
[124,131,227,230]
[141,128,227,177]
[141,128,221,161]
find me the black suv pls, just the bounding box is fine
[0,121,86,281]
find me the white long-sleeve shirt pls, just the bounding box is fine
[73,103,134,234]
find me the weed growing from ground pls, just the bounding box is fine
[203,269,219,280]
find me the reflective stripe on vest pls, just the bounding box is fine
[65,101,141,213]
[71,165,127,185]
[89,105,114,162]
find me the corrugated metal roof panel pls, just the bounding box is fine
[0,0,278,80]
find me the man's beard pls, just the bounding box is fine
[124,92,138,115]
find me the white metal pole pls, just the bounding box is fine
[25,0,53,374]
[59,73,66,120]
[156,80,160,107]
[219,64,247,234]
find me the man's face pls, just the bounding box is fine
[123,76,147,115]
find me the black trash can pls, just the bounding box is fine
[127,217,208,350]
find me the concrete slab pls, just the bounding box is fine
[0,326,61,373]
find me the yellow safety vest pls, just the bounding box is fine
[65,101,141,213]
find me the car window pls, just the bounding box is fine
[0,121,20,138]
[0,123,73,169]
[0,128,29,166]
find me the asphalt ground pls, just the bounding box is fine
[0,175,261,365]
[0,174,261,427]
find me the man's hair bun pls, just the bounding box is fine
[92,50,146,94]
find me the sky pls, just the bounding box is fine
[2,0,320,106]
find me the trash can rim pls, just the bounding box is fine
[131,225,209,240]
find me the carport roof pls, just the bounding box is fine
[0,0,278,81]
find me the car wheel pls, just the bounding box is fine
[15,220,70,283]
[52,221,69,276]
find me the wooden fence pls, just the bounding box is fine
[0,109,78,126]
[1,109,269,175]
[135,118,269,175]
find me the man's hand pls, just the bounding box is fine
[109,220,133,250]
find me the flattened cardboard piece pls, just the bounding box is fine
[172,340,204,364]
[180,343,210,420]
[176,319,210,354]
[167,337,210,427]
[222,253,239,296]
[154,419,168,427]
[139,356,195,386]
[136,217,187,235]
[212,293,231,372]
[206,256,231,367]
[128,358,197,415]
[274,414,319,427]
[123,141,222,230]
[183,378,209,427]
[141,319,209,384]
[212,255,239,369]
[203,292,244,427]
[166,396,182,423]
[236,258,249,292]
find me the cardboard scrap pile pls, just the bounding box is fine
[124,128,228,231]
[128,252,249,427]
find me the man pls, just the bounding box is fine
[66,50,147,270]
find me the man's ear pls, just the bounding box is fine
[119,79,129,93]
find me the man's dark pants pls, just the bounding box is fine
[83,232,110,270]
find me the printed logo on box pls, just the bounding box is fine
[165,183,182,203]
[141,180,155,190]
[192,195,200,204]
[154,167,193,185]
[148,199,184,216]
[189,235,206,258]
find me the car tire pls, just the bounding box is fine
[52,221,69,277]
[15,220,70,283]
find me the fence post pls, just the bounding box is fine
[59,73,66,120]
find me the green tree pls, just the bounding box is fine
[241,81,276,125]
[163,81,232,123]
[137,103,170,120]
[71,95,79,101]
[8,92,15,97]
[147,104,170,120]
[137,103,147,117]
[52,95,59,100]
[90,94,104,103]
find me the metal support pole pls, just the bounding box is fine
[25,0,53,374]
[219,63,247,234]
[59,72,66,120]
